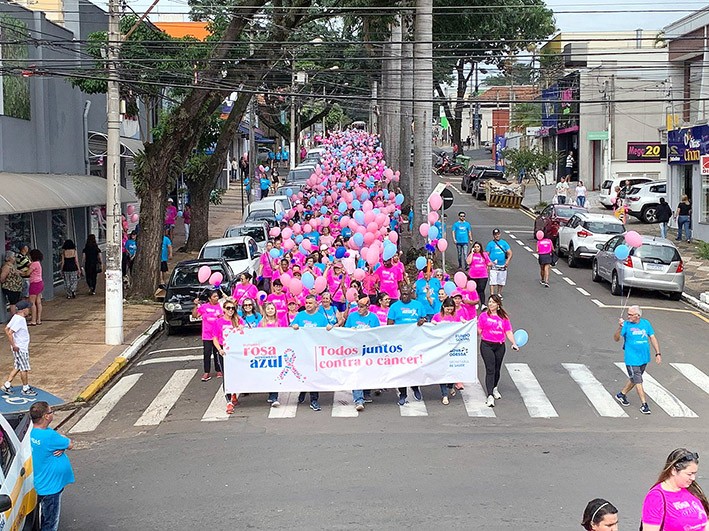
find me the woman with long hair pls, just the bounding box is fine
[478,294,519,408]
[192,289,224,382]
[82,234,102,295]
[467,241,491,307]
[259,302,282,408]
[28,249,44,325]
[212,299,242,414]
[239,297,262,328]
[319,291,342,327]
[641,448,708,531]
[1,252,23,316]
[581,498,618,531]
[60,239,81,299]
[431,297,461,404]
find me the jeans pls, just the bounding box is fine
[439,383,453,396]
[677,215,692,241]
[576,196,586,207]
[456,243,469,269]
[39,490,62,531]
[352,390,364,404]
[557,195,566,204]
[398,386,420,398]
[480,340,506,396]
[659,222,669,239]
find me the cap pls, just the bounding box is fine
[451,290,463,298]
[16,300,31,311]
[167,198,174,202]
[320,244,329,251]
[492,228,501,235]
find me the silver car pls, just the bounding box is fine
[592,234,684,300]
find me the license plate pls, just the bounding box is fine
[189,315,202,322]
[645,263,664,271]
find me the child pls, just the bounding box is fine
[3,300,37,396]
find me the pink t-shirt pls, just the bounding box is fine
[468,252,490,279]
[212,316,242,345]
[478,312,512,343]
[537,238,553,255]
[29,262,42,284]
[362,271,379,295]
[266,292,289,326]
[376,265,401,299]
[319,235,334,247]
[259,319,280,328]
[232,283,258,305]
[456,304,475,322]
[432,313,462,323]
[370,305,389,325]
[260,254,273,278]
[642,484,708,531]
[326,269,349,302]
[165,205,177,225]
[196,302,223,340]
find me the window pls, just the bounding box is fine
[701,174,709,224]
[202,244,247,261]
[0,427,15,475]
[51,210,73,284]
[584,221,625,234]
[650,184,666,194]
[632,244,680,265]
[5,213,33,252]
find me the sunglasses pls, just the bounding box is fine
[224,306,235,311]
[678,452,700,464]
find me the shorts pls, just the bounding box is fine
[489,268,507,286]
[13,349,31,372]
[2,289,21,305]
[625,364,647,384]
[160,261,168,273]
[538,253,553,266]
[29,281,44,296]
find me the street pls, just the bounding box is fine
[60,179,709,530]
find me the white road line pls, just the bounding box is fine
[576,287,591,296]
[551,269,563,275]
[399,388,428,416]
[533,253,539,259]
[509,234,518,239]
[563,277,576,286]
[515,240,525,246]
[671,363,709,396]
[562,364,628,418]
[504,230,511,234]
[614,363,698,417]
[268,392,299,418]
[138,355,202,366]
[460,381,496,417]
[523,246,533,252]
[134,369,198,426]
[332,391,359,417]
[506,363,559,418]
[202,387,231,422]
[592,299,604,307]
[146,346,202,355]
[70,373,143,433]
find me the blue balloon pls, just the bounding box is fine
[320,206,328,215]
[513,329,529,348]
[352,200,361,210]
[428,226,439,240]
[301,272,315,289]
[382,245,396,261]
[341,227,352,239]
[269,248,281,259]
[395,194,404,205]
[285,188,293,197]
[444,281,456,296]
[353,233,364,247]
[360,192,368,201]
[338,202,347,213]
[295,235,304,244]
[275,213,283,221]
[354,211,365,225]
[335,247,347,259]
[614,244,630,261]
[415,256,427,270]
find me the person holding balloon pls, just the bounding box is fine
[232,272,258,306]
[431,297,462,404]
[192,289,225,382]
[536,231,555,287]
[325,259,350,312]
[376,257,403,304]
[415,267,442,321]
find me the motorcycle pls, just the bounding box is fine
[434,153,465,175]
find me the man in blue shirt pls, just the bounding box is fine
[387,286,427,405]
[260,175,271,199]
[345,295,380,411]
[613,305,661,415]
[484,228,512,298]
[30,401,74,531]
[160,228,173,284]
[451,211,473,270]
[292,295,332,411]
[414,268,442,320]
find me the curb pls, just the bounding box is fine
[75,318,163,402]
[682,292,709,314]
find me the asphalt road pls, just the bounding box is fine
[60,175,709,530]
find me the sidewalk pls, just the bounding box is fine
[521,182,709,300]
[0,186,247,403]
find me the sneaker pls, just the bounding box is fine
[201,373,211,382]
[449,387,456,397]
[441,396,449,405]
[1,385,12,394]
[486,395,495,407]
[355,402,365,411]
[267,397,275,404]
[397,396,407,406]
[226,403,235,415]
[363,396,373,404]
[413,388,422,401]
[271,400,280,408]
[492,387,502,400]
[21,387,37,396]
[310,401,321,411]
[216,372,223,378]
[615,392,630,407]
[373,389,382,396]
[539,279,544,285]
[297,392,306,404]
[640,403,651,415]
[543,282,549,288]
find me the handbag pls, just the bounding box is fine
[551,251,559,266]
[96,263,103,274]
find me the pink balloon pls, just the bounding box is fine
[364,232,376,245]
[270,227,281,237]
[303,224,312,233]
[429,193,443,211]
[280,273,292,288]
[321,217,331,227]
[301,239,312,251]
[209,272,223,287]
[428,211,439,225]
[454,271,467,288]
[437,239,448,252]
[419,223,430,237]
[281,227,293,239]
[625,230,643,248]
[314,276,328,293]
[283,239,295,250]
[293,224,302,235]
[289,278,303,295]
[362,200,373,212]
[536,230,544,241]
[126,204,135,215]
[364,210,376,224]
[366,253,379,266]
[466,280,477,292]
[130,213,139,223]
[353,268,366,281]
[367,222,379,234]
[346,287,358,302]
[388,232,398,243]
[198,266,211,283]
[340,216,350,228]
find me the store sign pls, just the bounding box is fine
[667,125,709,164]
[627,142,666,163]
[588,131,609,141]
[701,155,709,175]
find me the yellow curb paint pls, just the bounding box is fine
[596,303,709,324]
[76,357,128,402]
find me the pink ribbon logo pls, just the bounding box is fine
[277,349,306,382]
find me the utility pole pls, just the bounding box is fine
[289,63,296,169]
[248,32,257,200]
[105,0,123,345]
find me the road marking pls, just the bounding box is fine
[519,209,536,221]
[268,392,299,418]
[202,387,231,422]
[563,277,576,286]
[614,363,698,417]
[146,347,202,355]
[576,287,591,296]
[506,363,559,418]
[551,268,563,275]
[563,364,628,418]
[134,369,197,426]
[332,391,359,417]
[504,230,511,234]
[592,299,604,307]
[515,240,525,246]
[533,253,539,259]
[671,363,709,396]
[460,381,496,417]
[70,373,142,433]
[593,303,709,323]
[138,355,202,366]
[523,246,533,252]
[509,234,518,239]
[399,388,428,416]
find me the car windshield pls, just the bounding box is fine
[584,221,625,234]
[601,180,613,190]
[202,243,248,261]
[246,212,276,224]
[172,265,224,286]
[226,226,265,241]
[556,207,579,218]
[481,172,504,179]
[632,244,680,264]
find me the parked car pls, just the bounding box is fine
[245,209,279,228]
[163,258,237,334]
[471,169,507,200]
[244,198,285,219]
[557,213,626,268]
[257,146,273,163]
[276,183,304,196]
[304,147,326,162]
[592,234,684,300]
[599,176,654,209]
[533,204,589,244]
[461,165,493,193]
[483,141,492,153]
[285,166,314,184]
[223,221,270,253]
[198,236,261,278]
[626,181,667,223]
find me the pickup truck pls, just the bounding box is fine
[0,413,39,530]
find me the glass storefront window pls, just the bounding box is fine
[4,213,33,252]
[702,175,709,224]
[89,206,107,244]
[51,209,72,284]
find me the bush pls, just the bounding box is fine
[697,241,709,260]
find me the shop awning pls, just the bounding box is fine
[237,122,276,144]
[0,173,137,216]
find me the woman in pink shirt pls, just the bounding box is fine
[259,301,283,408]
[478,294,519,408]
[362,264,380,302]
[431,298,463,404]
[325,260,349,311]
[232,272,258,305]
[641,448,708,531]
[192,289,224,382]
[370,293,391,325]
[212,300,242,414]
[28,249,44,325]
[258,242,275,292]
[319,226,334,248]
[375,259,402,302]
[536,236,554,288]
[466,241,491,307]
[266,279,289,326]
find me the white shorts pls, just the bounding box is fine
[489,268,508,286]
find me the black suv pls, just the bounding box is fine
[471,169,507,200]
[461,165,493,193]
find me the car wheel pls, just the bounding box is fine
[610,271,623,295]
[602,203,613,210]
[668,291,682,301]
[591,260,602,282]
[567,244,577,268]
[641,205,658,224]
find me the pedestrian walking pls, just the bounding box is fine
[345,295,380,411]
[478,294,519,407]
[29,401,74,531]
[452,211,473,270]
[575,180,587,207]
[239,155,249,180]
[213,299,242,414]
[60,239,81,299]
[431,297,463,404]
[674,195,692,243]
[192,289,225,382]
[160,228,173,285]
[299,146,307,163]
[556,176,570,204]
[260,173,271,198]
[230,158,238,181]
[581,498,618,531]
[467,242,491,307]
[28,249,44,325]
[537,235,554,287]
[565,150,575,178]
[613,305,661,415]
[3,300,37,395]
[82,234,102,295]
[640,448,708,531]
[1,252,23,316]
[183,203,192,245]
[485,229,512,298]
[656,198,672,239]
[414,268,442,321]
[164,198,177,239]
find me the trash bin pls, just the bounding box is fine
[457,155,472,170]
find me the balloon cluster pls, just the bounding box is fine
[417,192,448,254]
[198,265,223,287]
[614,230,643,260]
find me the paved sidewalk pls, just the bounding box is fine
[0,183,247,403]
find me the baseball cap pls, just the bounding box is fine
[492,228,501,235]
[167,198,174,202]
[451,290,463,298]
[16,300,31,311]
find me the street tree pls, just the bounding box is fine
[501,146,557,206]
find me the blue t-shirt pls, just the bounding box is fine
[415,278,442,315]
[305,231,320,246]
[291,310,328,328]
[260,177,271,190]
[452,221,472,244]
[125,239,137,258]
[319,306,339,326]
[282,150,289,161]
[31,427,75,496]
[621,318,655,366]
[161,236,172,262]
[485,239,510,266]
[344,311,380,329]
[387,300,425,324]
[240,312,262,328]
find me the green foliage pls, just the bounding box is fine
[0,15,31,120]
[697,241,709,260]
[511,102,542,130]
[210,187,227,205]
[484,63,535,86]
[501,147,557,202]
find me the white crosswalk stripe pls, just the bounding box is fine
[563,364,627,418]
[70,373,143,433]
[268,392,299,418]
[506,363,559,418]
[614,363,698,417]
[332,391,359,417]
[134,369,198,426]
[399,388,428,416]
[201,387,231,422]
[671,363,709,396]
[460,381,496,417]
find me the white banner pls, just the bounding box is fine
[223,321,478,393]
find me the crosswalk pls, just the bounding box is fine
[69,362,709,434]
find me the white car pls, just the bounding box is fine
[557,212,626,268]
[223,221,270,253]
[627,181,667,223]
[244,198,285,219]
[599,176,654,208]
[198,236,261,277]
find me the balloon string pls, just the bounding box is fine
[620,286,632,317]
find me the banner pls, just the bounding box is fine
[626,142,666,163]
[223,321,478,393]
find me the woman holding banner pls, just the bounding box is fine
[212,299,242,414]
[432,297,462,405]
[258,302,282,408]
[192,289,225,382]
